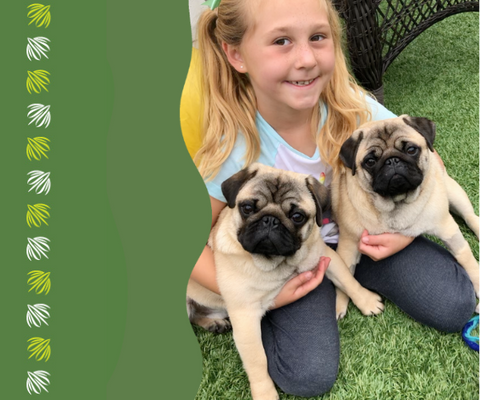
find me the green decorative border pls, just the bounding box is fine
[1,1,206,398]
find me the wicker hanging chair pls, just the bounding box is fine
[332,0,479,103]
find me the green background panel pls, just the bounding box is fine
[1,1,206,399]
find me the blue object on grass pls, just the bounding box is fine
[462,315,479,351]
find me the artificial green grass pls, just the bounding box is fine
[193,12,479,400]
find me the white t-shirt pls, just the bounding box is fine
[205,97,396,243]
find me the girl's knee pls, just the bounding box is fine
[275,369,337,397]
[270,357,338,397]
[404,274,477,332]
[430,259,477,332]
[428,284,476,333]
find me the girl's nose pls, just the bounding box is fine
[294,43,317,69]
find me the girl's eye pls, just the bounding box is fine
[311,34,325,42]
[274,38,291,46]
[291,212,305,224]
[406,146,418,156]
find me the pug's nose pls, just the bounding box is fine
[262,215,280,229]
[385,157,400,165]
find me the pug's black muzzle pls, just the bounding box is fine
[372,156,424,197]
[238,215,300,257]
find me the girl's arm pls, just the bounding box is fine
[270,256,330,309]
[358,229,414,261]
[189,196,330,307]
[189,196,226,294]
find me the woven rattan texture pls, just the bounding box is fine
[333,0,479,102]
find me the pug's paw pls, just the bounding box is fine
[193,316,232,334]
[335,290,350,320]
[356,289,384,316]
[251,382,279,400]
[206,318,232,334]
[252,392,279,400]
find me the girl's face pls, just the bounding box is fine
[234,0,335,118]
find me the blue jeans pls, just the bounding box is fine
[261,236,476,397]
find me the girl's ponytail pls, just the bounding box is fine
[195,3,259,180]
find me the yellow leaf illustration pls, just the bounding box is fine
[27,4,51,28]
[27,337,51,361]
[27,137,50,161]
[27,204,50,227]
[27,70,50,94]
[28,270,51,295]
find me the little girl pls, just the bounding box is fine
[187,0,476,396]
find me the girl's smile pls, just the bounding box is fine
[286,77,318,87]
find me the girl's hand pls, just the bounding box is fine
[358,229,414,261]
[270,257,330,309]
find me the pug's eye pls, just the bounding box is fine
[406,146,419,156]
[240,204,254,216]
[364,158,376,168]
[291,212,305,224]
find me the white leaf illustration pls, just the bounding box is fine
[26,304,51,328]
[26,37,51,61]
[26,370,50,394]
[27,104,51,128]
[26,237,51,261]
[27,170,51,195]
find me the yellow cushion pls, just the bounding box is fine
[180,47,203,160]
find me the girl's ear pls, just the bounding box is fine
[222,42,247,73]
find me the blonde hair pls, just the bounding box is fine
[195,0,371,179]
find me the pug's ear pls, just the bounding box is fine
[402,115,436,152]
[221,166,258,208]
[339,131,363,175]
[306,176,330,227]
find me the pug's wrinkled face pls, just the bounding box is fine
[340,115,436,200]
[221,164,328,259]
